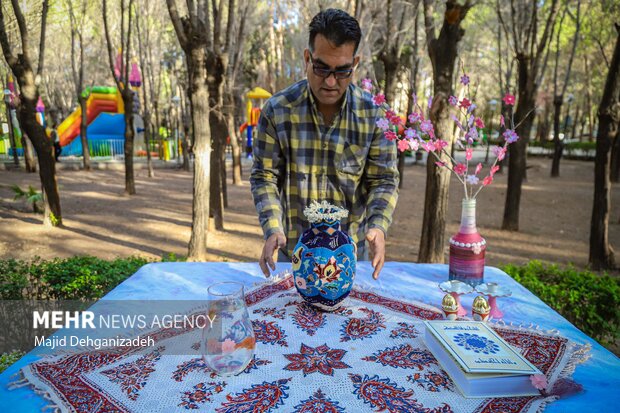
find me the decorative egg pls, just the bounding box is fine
[472,295,491,322]
[442,293,459,320]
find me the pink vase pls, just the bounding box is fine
[449,198,486,286]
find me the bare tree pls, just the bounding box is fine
[66,0,92,171]
[102,0,137,195]
[167,0,212,261]
[497,0,560,231]
[134,1,155,178]
[418,0,473,263]
[589,24,620,271]
[227,0,251,185]
[551,0,581,177]
[0,0,62,226]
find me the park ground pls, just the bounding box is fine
[0,156,619,274]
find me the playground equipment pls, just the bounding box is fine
[57,86,124,148]
[56,49,144,158]
[241,87,271,155]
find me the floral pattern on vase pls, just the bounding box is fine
[293,201,356,312]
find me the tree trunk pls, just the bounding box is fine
[122,91,136,194]
[207,52,226,230]
[18,92,62,226]
[78,94,91,171]
[209,109,225,229]
[186,46,211,261]
[419,0,471,263]
[143,102,155,178]
[551,96,563,177]
[571,102,580,140]
[502,55,536,231]
[21,133,36,172]
[611,119,620,182]
[590,26,620,270]
[226,91,242,184]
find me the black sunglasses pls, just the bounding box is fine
[308,55,355,79]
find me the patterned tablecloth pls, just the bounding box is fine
[5,268,590,413]
[0,263,617,412]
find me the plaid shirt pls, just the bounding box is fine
[250,80,399,258]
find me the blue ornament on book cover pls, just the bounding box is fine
[292,201,356,311]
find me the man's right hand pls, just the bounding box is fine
[259,232,287,277]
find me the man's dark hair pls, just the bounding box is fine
[309,8,362,54]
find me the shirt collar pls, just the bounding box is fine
[306,80,350,119]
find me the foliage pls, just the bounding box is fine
[529,140,596,151]
[502,260,620,347]
[0,256,150,300]
[0,350,25,374]
[11,184,43,213]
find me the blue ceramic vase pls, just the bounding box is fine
[292,202,356,311]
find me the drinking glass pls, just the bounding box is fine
[203,282,255,376]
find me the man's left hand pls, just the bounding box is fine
[366,228,385,280]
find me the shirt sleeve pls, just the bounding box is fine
[249,102,286,239]
[364,125,400,235]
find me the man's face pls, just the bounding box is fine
[305,34,359,110]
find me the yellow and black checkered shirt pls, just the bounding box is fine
[250,80,399,258]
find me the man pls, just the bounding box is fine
[250,8,399,280]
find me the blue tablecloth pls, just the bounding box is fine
[1,262,618,412]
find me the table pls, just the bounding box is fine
[1,262,618,412]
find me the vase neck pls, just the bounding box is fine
[459,198,477,234]
[311,220,341,232]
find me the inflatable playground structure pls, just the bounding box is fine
[1,79,273,163]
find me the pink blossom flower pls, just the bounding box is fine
[389,114,403,125]
[449,95,458,106]
[397,139,410,152]
[361,78,374,92]
[376,118,390,130]
[435,139,448,150]
[384,130,398,141]
[466,175,479,185]
[475,117,485,129]
[435,161,446,167]
[386,109,397,120]
[459,98,471,109]
[460,74,470,85]
[482,175,493,186]
[404,127,417,139]
[454,163,467,175]
[420,119,434,135]
[492,146,506,161]
[500,114,505,128]
[408,139,419,151]
[372,94,386,106]
[490,165,500,176]
[502,93,516,106]
[503,129,519,143]
[475,163,482,175]
[465,148,473,161]
[408,112,421,124]
[530,374,548,391]
[222,338,236,354]
[421,141,435,153]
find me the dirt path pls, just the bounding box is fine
[0,157,618,273]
